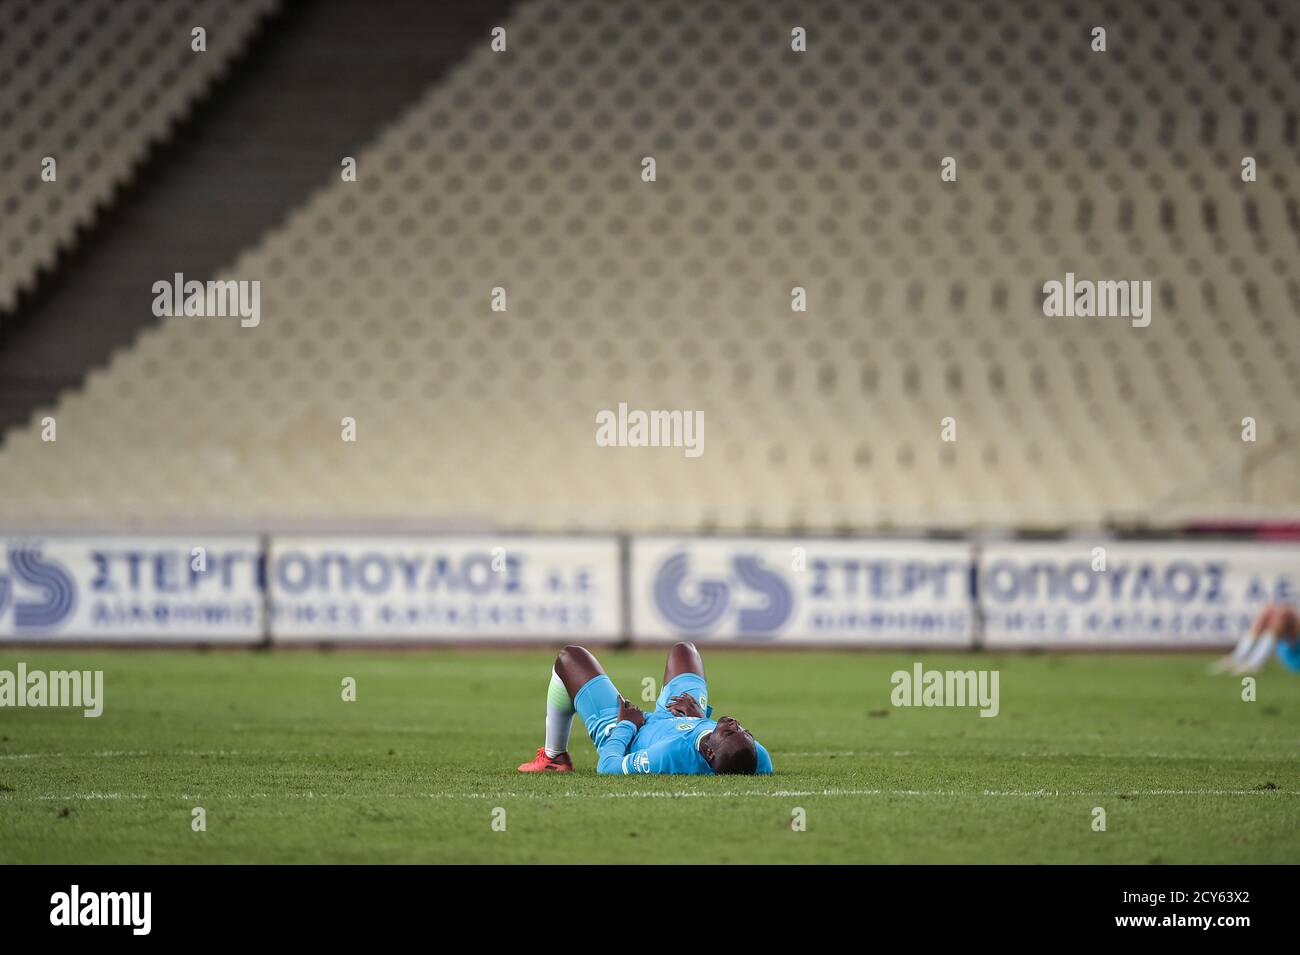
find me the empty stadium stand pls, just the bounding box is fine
[0,0,1297,532]
[0,0,278,315]
[0,0,519,439]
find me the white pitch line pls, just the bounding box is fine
[0,750,256,760]
[781,750,1290,761]
[4,787,1294,803]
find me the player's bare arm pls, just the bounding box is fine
[666,693,705,718]
[616,696,645,728]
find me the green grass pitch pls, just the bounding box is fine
[1,648,1296,863]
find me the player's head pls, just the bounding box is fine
[703,715,758,775]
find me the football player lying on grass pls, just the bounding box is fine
[1210,602,1300,674]
[517,642,773,775]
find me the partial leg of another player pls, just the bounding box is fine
[517,645,607,772]
[1253,605,1300,670]
[1277,606,1300,673]
[1210,610,1265,674]
[1213,604,1283,674]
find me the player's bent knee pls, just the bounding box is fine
[554,646,604,695]
[555,644,587,667]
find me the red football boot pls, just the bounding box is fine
[517,747,574,773]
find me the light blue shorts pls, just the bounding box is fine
[573,672,712,745]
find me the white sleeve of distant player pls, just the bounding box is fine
[1241,632,1276,670]
[1228,632,1257,662]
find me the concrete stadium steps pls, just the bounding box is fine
[0,0,519,437]
[0,0,279,316]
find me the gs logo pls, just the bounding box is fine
[0,547,77,630]
[653,551,793,635]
